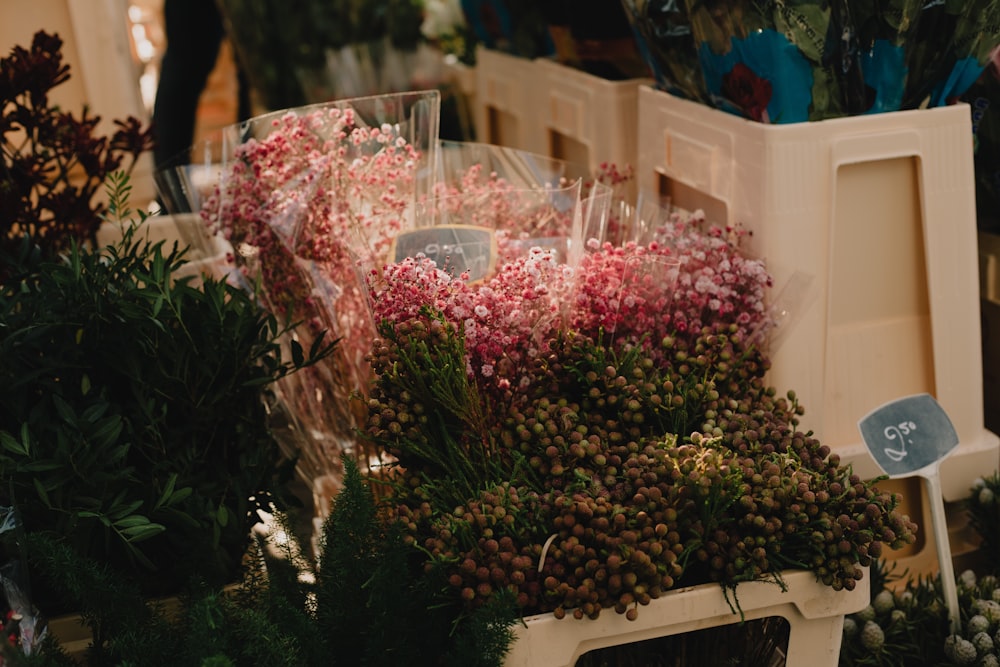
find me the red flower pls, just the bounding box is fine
[722,63,772,122]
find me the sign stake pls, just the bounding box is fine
[857,393,962,633]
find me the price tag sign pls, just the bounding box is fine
[389,225,496,282]
[857,392,962,632]
[857,393,959,477]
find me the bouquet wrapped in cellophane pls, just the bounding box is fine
[624,0,1000,122]
[358,162,916,630]
[158,92,441,499]
[158,93,620,516]
[156,89,919,654]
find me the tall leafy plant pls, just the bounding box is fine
[0,173,335,608]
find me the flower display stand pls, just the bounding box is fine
[637,85,999,504]
[530,58,652,195]
[504,569,869,667]
[473,46,541,153]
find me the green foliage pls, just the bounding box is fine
[315,456,519,667]
[967,473,1000,573]
[4,457,517,666]
[370,309,512,513]
[839,559,950,667]
[0,173,335,606]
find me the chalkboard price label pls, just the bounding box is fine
[389,225,496,282]
[857,393,959,477]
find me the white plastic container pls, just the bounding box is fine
[637,85,999,502]
[504,569,868,667]
[531,58,651,190]
[473,46,540,152]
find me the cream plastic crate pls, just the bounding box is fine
[638,85,999,502]
[532,58,651,191]
[474,46,540,152]
[504,569,868,667]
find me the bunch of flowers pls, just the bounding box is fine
[625,0,1000,122]
[201,91,439,484]
[569,209,772,356]
[363,203,917,623]
[219,0,434,108]
[423,160,581,265]
[941,569,1000,666]
[839,473,1000,667]
[839,560,951,666]
[841,567,1000,666]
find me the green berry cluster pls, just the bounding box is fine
[365,316,918,621]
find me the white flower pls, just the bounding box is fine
[968,614,991,635]
[972,631,994,654]
[944,635,978,664]
[860,621,885,651]
[855,605,876,622]
[420,0,465,39]
[873,589,895,614]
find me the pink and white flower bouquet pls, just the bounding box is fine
[180,89,916,634]
[198,91,441,487]
[362,190,917,622]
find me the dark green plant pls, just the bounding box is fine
[315,456,519,667]
[0,30,153,265]
[967,473,1000,572]
[367,315,917,621]
[2,457,519,666]
[839,559,950,667]
[0,172,335,609]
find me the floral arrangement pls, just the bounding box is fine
[362,203,917,623]
[623,0,1000,123]
[191,91,917,659]
[201,91,439,487]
